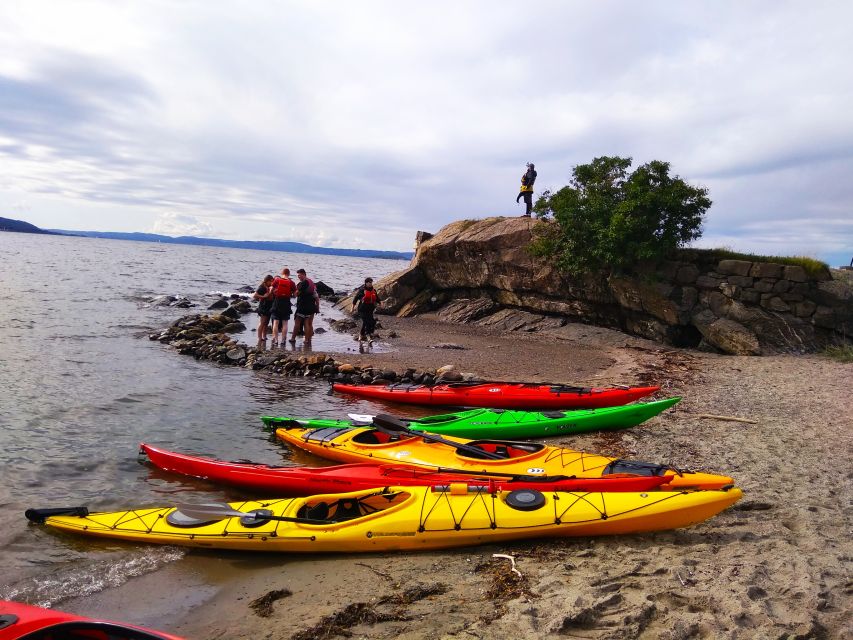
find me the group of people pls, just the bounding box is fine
[253,267,320,346]
[253,268,382,347]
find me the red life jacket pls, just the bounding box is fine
[362,288,378,305]
[272,277,294,297]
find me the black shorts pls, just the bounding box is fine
[271,297,292,321]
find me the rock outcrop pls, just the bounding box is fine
[367,217,852,355]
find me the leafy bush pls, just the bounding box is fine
[531,156,711,274]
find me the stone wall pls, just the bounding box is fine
[368,217,852,355]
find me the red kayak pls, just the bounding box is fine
[332,381,660,409]
[0,599,184,640]
[140,443,673,495]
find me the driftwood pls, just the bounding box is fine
[694,413,758,424]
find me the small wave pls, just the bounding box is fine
[0,547,185,608]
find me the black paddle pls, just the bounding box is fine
[175,502,335,525]
[371,414,506,461]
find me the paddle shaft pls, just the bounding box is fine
[176,504,334,525]
[371,414,505,460]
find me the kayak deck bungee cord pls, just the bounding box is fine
[26,483,742,552]
[273,416,734,490]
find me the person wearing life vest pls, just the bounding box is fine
[516,162,537,217]
[351,277,382,343]
[270,268,295,346]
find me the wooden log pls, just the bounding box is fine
[694,413,758,424]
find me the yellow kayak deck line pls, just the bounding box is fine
[40,485,743,553]
[274,426,733,490]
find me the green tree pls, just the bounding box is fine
[531,156,711,274]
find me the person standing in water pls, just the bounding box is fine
[516,162,537,217]
[270,268,295,346]
[253,274,275,344]
[290,268,317,344]
[351,277,382,344]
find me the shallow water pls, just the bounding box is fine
[0,232,406,607]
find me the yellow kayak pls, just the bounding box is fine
[29,484,742,552]
[275,425,733,490]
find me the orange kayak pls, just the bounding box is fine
[275,425,733,490]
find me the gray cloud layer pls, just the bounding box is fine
[0,2,850,260]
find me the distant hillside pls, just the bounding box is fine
[49,229,413,260]
[0,216,57,235]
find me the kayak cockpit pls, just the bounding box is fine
[350,429,416,445]
[296,491,409,523]
[457,440,545,460]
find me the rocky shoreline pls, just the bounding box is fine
[150,305,478,386]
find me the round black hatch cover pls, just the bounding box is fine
[505,489,546,511]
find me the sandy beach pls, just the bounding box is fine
[66,314,852,639]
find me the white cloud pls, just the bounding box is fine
[151,212,214,237]
[0,1,850,258]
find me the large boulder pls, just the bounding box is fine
[692,311,760,355]
[374,266,429,314]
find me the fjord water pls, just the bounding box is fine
[0,232,403,608]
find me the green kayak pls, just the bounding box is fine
[261,397,680,440]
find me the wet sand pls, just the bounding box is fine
[65,315,852,639]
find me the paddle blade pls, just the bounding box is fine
[347,413,376,425]
[25,507,90,523]
[372,414,410,432]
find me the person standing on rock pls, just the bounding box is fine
[516,162,537,217]
[270,268,295,346]
[351,277,382,344]
[290,268,317,344]
[253,274,275,344]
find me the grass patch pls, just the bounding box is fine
[679,248,830,277]
[823,344,853,363]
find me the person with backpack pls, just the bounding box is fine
[351,277,382,344]
[270,268,295,346]
[290,268,319,344]
[516,162,537,216]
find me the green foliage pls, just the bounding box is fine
[823,344,853,363]
[531,156,711,274]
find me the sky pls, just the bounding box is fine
[0,1,851,264]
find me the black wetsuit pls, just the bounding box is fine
[256,284,273,317]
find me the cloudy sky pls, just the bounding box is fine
[0,2,850,263]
